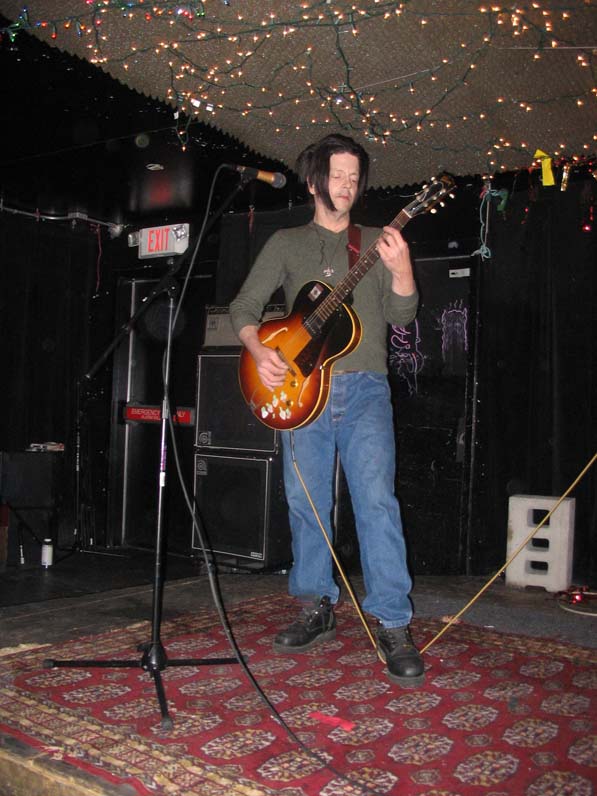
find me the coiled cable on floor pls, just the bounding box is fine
[556,586,597,617]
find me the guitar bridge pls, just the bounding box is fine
[275,347,296,376]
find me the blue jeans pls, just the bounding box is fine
[281,372,413,628]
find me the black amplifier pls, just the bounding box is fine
[202,304,285,348]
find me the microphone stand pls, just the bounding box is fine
[43,175,254,728]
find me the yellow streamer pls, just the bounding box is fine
[534,148,555,186]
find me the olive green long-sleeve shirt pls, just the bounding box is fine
[230,220,419,374]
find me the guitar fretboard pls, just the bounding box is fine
[304,209,409,335]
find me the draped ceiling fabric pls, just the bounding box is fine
[0,1,595,187]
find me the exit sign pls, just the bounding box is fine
[138,224,189,258]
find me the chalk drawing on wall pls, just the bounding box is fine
[389,320,425,396]
[440,300,468,375]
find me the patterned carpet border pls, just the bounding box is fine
[0,594,595,796]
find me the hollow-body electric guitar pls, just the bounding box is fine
[239,175,455,431]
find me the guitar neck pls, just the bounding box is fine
[303,174,455,333]
[306,209,410,331]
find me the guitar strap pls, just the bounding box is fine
[347,223,361,269]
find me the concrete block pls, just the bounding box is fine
[506,494,575,592]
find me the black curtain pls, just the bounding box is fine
[216,204,312,305]
[0,214,99,536]
[472,178,597,577]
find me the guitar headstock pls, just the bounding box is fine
[402,174,456,219]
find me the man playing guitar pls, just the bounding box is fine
[230,133,424,686]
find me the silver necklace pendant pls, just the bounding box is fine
[314,222,340,279]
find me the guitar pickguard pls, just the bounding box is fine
[295,305,352,375]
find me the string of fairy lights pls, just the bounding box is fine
[0,1,595,183]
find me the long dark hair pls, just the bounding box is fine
[295,133,369,212]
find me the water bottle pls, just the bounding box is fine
[41,538,53,568]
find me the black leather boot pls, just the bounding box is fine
[377,625,425,686]
[273,596,336,653]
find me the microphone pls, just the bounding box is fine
[224,163,287,189]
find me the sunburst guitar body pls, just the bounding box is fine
[238,281,361,431]
[238,174,456,431]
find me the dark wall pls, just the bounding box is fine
[389,257,475,576]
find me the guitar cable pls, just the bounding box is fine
[419,450,597,654]
[290,436,597,658]
[289,432,385,663]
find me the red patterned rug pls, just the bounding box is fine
[0,594,595,796]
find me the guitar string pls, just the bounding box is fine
[270,212,407,360]
[308,211,408,328]
[309,178,449,326]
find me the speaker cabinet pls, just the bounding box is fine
[195,352,277,452]
[107,275,208,552]
[192,453,291,566]
[0,451,63,508]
